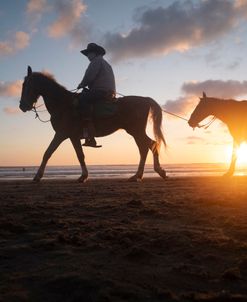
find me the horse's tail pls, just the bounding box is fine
[147,97,167,151]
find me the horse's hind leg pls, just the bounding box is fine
[128,133,150,182]
[224,141,238,177]
[33,133,65,182]
[70,136,88,182]
[149,140,166,179]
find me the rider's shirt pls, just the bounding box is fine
[80,55,116,93]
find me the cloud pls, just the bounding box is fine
[0,31,30,56]
[186,136,205,144]
[182,80,247,98]
[104,0,247,61]
[0,80,22,97]
[163,78,247,117]
[163,95,198,116]
[25,0,89,45]
[47,0,87,40]
[3,107,20,115]
[27,0,47,14]
[26,0,49,25]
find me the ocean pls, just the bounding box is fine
[1,163,247,180]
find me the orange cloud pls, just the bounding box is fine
[26,0,49,25]
[27,0,47,13]
[163,95,198,116]
[0,32,30,56]
[164,78,247,118]
[3,107,20,115]
[186,136,205,145]
[0,80,22,97]
[47,0,86,38]
[182,80,247,99]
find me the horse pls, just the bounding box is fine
[19,66,167,182]
[188,92,247,176]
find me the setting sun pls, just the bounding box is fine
[236,143,247,165]
[226,143,247,166]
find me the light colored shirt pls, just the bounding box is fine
[81,55,116,93]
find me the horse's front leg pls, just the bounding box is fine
[34,133,66,182]
[224,141,238,177]
[70,136,88,183]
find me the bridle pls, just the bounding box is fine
[32,102,50,123]
[195,116,216,129]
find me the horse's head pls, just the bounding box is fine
[19,66,40,112]
[188,92,212,128]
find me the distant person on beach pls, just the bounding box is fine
[77,43,116,148]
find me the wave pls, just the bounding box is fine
[1,163,247,180]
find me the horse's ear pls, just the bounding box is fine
[203,92,206,98]
[27,66,32,76]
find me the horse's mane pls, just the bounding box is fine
[208,97,246,105]
[32,71,68,92]
[31,71,74,106]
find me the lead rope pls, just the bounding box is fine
[32,90,216,130]
[163,109,216,129]
[161,109,189,122]
[117,92,216,129]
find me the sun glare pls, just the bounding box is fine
[225,143,247,166]
[236,143,247,165]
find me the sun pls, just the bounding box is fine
[236,143,247,165]
[225,143,247,166]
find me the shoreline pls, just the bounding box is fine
[0,174,247,182]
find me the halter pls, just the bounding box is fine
[196,116,216,129]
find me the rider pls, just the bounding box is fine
[77,43,116,147]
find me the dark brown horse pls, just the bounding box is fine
[188,92,247,176]
[19,66,166,182]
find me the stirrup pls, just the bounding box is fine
[82,139,102,148]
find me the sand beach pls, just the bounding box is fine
[1,177,247,301]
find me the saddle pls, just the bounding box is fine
[93,99,118,118]
[73,94,119,118]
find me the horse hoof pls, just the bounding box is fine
[128,176,142,182]
[77,176,88,183]
[223,173,233,178]
[33,176,41,182]
[155,168,167,179]
[159,170,167,179]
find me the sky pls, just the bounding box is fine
[2,0,247,166]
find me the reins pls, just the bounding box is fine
[31,88,79,123]
[32,104,50,123]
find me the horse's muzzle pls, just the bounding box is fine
[19,102,28,112]
[188,120,197,128]
[19,98,34,112]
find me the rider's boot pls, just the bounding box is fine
[82,119,102,148]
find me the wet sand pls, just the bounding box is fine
[1,177,247,301]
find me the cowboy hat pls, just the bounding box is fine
[80,43,106,56]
